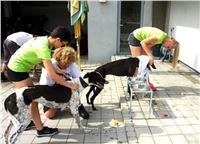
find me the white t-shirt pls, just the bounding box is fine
[39,58,80,86]
[7,31,33,46]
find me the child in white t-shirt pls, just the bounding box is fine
[39,46,89,119]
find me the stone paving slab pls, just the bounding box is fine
[1,55,200,144]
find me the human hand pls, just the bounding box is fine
[149,57,154,65]
[70,83,79,90]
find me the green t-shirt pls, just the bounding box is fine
[133,27,167,45]
[8,36,53,72]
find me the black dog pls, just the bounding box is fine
[4,72,107,144]
[86,57,140,110]
[86,57,156,110]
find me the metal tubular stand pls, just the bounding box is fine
[127,77,153,118]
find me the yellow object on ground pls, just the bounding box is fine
[112,119,119,126]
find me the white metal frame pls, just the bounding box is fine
[126,77,153,118]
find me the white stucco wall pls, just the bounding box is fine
[142,1,152,27]
[168,1,200,72]
[176,26,200,72]
[87,0,200,72]
[88,1,118,63]
[168,1,200,32]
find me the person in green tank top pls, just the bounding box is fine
[7,26,79,137]
[128,27,180,91]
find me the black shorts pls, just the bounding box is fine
[7,68,29,82]
[127,32,141,46]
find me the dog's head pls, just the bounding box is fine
[83,71,109,89]
[71,71,108,91]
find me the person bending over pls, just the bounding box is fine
[128,27,179,91]
[1,32,33,81]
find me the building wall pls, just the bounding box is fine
[87,1,154,63]
[168,1,200,72]
[142,1,152,27]
[88,1,118,63]
[168,1,200,31]
[87,1,200,72]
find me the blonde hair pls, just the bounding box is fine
[53,46,76,65]
[171,38,180,68]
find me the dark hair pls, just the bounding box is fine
[50,26,71,42]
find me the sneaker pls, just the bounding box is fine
[36,126,58,137]
[25,121,35,130]
[78,104,89,119]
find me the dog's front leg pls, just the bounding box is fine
[73,113,83,129]
[71,109,84,133]
[86,86,95,104]
[9,128,20,144]
[91,87,103,111]
[70,91,84,132]
[4,120,13,144]
[9,124,27,144]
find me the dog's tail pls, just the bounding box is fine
[4,93,19,115]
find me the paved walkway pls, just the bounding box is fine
[0,55,200,144]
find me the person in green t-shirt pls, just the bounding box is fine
[128,27,180,91]
[7,26,79,137]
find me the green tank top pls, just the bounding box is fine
[133,27,167,45]
[8,36,53,72]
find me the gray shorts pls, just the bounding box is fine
[127,32,141,46]
[3,39,20,64]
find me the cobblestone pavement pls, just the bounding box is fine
[1,55,199,144]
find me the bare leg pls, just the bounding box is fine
[30,102,43,130]
[14,78,43,130]
[129,45,142,75]
[14,78,33,88]
[129,45,142,57]
[1,63,8,73]
[44,108,58,119]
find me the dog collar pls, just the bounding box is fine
[80,77,103,89]
[96,72,104,79]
